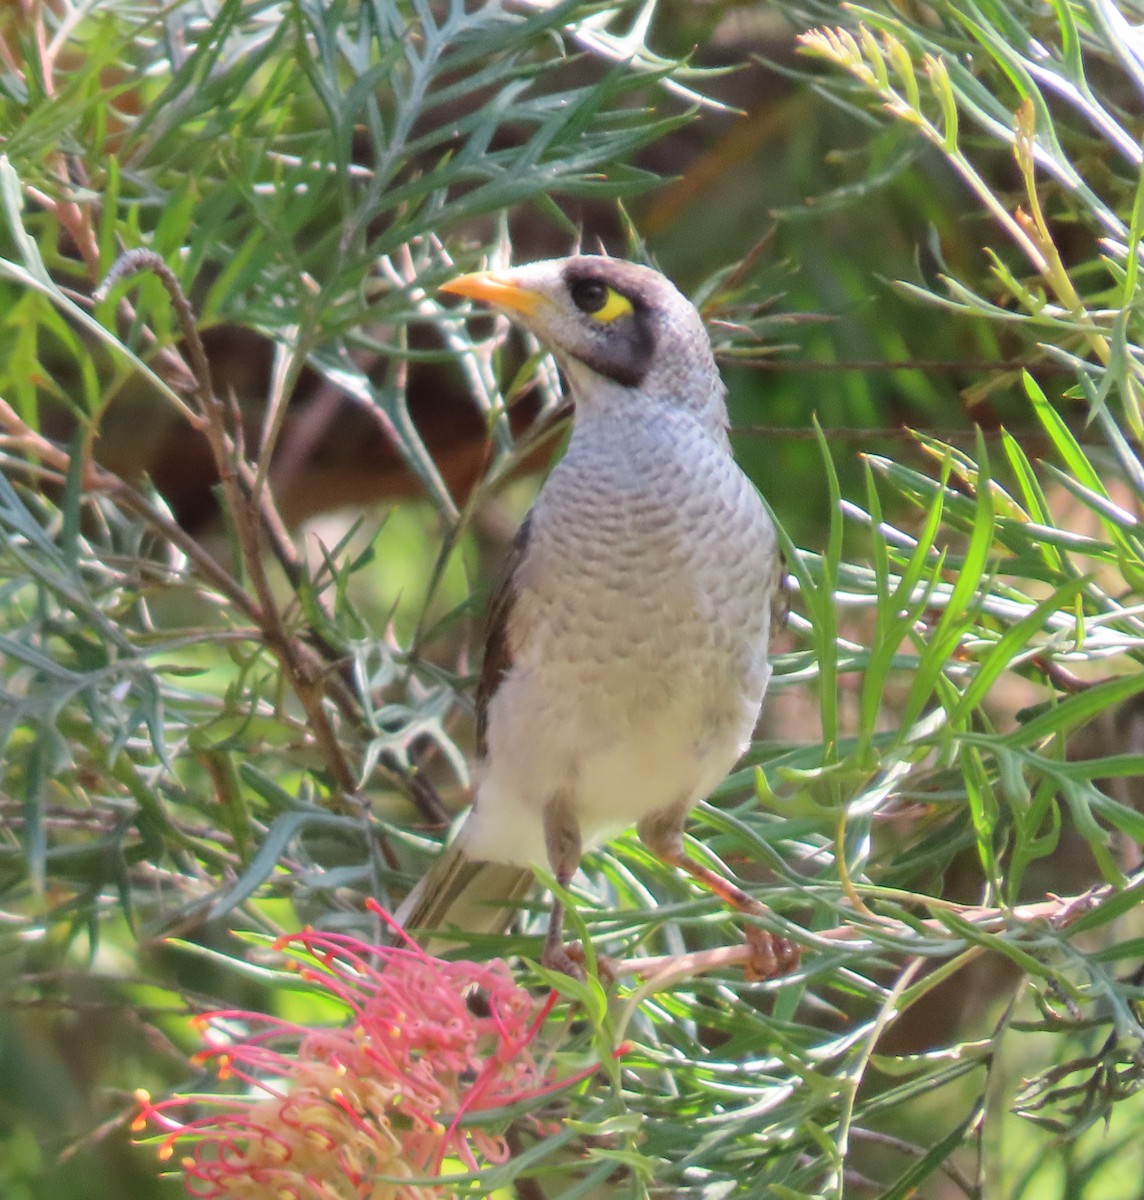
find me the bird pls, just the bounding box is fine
[397,255,798,980]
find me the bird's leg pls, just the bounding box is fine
[540,793,585,977]
[670,850,800,981]
[638,808,799,982]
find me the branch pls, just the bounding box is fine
[617,885,1111,990]
[96,252,359,797]
[0,398,253,615]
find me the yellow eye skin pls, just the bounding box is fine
[569,277,635,323]
[590,287,634,323]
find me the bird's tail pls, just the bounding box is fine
[395,832,536,954]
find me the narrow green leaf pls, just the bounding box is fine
[59,426,87,570]
[949,576,1088,723]
[877,1104,983,1200]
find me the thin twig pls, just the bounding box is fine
[731,423,1096,445]
[722,356,1067,374]
[1029,654,1097,694]
[96,251,360,798]
[850,1128,976,1197]
[95,251,215,413]
[93,252,445,819]
[616,885,1111,988]
[0,399,253,615]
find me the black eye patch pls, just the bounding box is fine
[559,263,656,386]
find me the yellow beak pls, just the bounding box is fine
[439,271,543,317]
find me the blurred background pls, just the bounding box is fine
[2,2,1143,1198]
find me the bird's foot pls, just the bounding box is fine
[541,940,618,985]
[650,842,800,982]
[744,925,800,982]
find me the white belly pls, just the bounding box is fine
[463,656,769,867]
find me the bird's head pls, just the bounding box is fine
[441,255,726,427]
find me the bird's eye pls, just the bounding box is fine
[570,279,608,312]
[569,279,634,322]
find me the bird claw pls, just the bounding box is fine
[743,926,800,982]
[541,940,618,985]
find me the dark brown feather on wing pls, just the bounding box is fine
[476,513,533,759]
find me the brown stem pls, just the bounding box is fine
[618,884,1112,987]
[96,251,360,799]
[0,399,254,615]
[1029,654,1098,695]
[93,252,449,820]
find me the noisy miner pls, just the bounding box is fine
[398,255,799,980]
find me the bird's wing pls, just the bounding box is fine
[396,514,537,948]
[476,511,532,757]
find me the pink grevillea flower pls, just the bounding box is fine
[135,900,592,1199]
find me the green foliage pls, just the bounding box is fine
[2,1,1144,1198]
